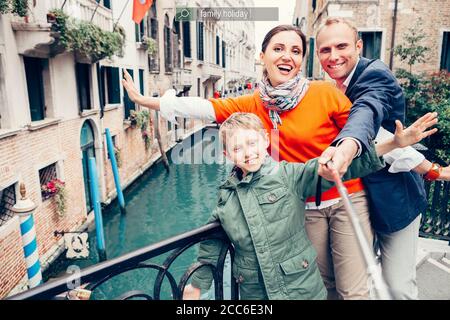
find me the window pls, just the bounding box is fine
[440,32,450,71]
[147,1,159,72]
[182,21,191,58]
[24,57,45,122]
[75,63,92,111]
[197,22,204,61]
[164,14,173,73]
[135,19,145,43]
[172,19,181,69]
[312,0,317,11]
[307,38,314,78]
[0,184,16,227]
[123,69,135,118]
[39,163,57,201]
[96,0,111,9]
[104,66,121,104]
[197,78,201,97]
[216,36,220,65]
[222,41,226,68]
[360,31,382,60]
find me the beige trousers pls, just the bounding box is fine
[305,190,374,300]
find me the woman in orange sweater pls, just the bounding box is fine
[123,25,376,299]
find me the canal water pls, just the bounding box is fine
[43,129,232,299]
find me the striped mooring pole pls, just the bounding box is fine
[11,183,43,289]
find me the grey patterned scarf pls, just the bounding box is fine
[259,72,309,129]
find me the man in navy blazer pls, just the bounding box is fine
[315,17,434,299]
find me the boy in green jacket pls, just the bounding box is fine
[183,112,437,300]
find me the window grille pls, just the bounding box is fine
[0,184,16,227]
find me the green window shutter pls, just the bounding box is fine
[139,69,144,95]
[24,57,45,121]
[182,21,191,58]
[107,67,120,104]
[123,68,135,118]
[222,41,226,68]
[440,32,450,71]
[97,63,105,112]
[216,36,220,65]
[197,22,204,61]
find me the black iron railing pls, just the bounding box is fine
[418,152,450,242]
[8,222,238,300]
[421,179,450,242]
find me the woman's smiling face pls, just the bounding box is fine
[260,30,304,87]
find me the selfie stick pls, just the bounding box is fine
[326,161,392,300]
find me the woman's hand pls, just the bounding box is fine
[393,112,438,148]
[121,69,161,110]
[121,69,142,104]
[183,284,201,300]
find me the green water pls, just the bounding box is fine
[44,131,231,299]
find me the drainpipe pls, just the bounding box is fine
[389,0,399,70]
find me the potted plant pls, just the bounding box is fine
[48,9,125,63]
[128,109,151,149]
[41,179,67,217]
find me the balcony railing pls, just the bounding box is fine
[173,68,193,88]
[8,222,238,300]
[420,153,450,242]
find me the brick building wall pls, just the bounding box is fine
[305,0,449,78]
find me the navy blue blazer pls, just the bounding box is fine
[334,57,427,233]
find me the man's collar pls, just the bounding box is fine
[342,56,361,89]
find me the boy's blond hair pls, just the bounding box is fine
[219,113,266,149]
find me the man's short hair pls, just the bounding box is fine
[316,17,359,42]
[219,113,266,149]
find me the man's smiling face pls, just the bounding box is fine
[316,22,362,86]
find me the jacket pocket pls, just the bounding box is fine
[280,245,317,276]
[256,187,291,222]
[232,264,267,300]
[279,246,325,299]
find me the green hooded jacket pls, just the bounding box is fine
[191,146,384,300]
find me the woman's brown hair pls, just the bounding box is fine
[261,24,307,58]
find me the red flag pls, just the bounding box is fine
[132,0,153,24]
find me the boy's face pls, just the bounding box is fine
[223,129,270,176]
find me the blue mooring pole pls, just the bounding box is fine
[88,157,107,261]
[105,128,126,213]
